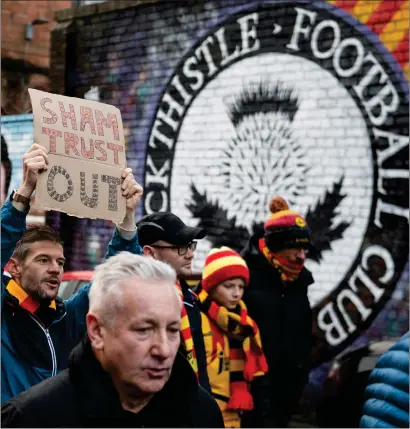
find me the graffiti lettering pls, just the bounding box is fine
[145,189,168,214]
[318,302,348,346]
[287,7,400,127]
[145,156,170,188]
[373,128,409,228]
[319,244,395,346]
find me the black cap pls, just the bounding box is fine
[136,212,207,247]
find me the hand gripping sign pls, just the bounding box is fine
[28,89,127,224]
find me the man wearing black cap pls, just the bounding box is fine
[108,211,211,393]
[136,212,206,278]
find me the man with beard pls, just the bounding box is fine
[1,144,143,403]
[241,196,314,428]
[107,212,211,393]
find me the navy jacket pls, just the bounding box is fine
[1,337,224,428]
[1,198,140,403]
[241,235,313,380]
[240,234,313,427]
[360,332,409,428]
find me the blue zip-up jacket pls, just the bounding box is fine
[360,332,409,428]
[1,198,141,404]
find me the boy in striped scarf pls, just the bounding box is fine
[200,246,268,428]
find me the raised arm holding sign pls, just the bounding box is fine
[0,90,143,404]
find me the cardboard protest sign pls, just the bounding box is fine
[28,89,126,223]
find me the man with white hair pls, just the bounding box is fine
[1,253,224,428]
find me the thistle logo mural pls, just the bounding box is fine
[144,1,409,364]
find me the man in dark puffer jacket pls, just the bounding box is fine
[360,332,409,428]
[241,197,314,428]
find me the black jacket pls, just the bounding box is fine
[241,236,314,427]
[241,235,314,381]
[180,279,211,393]
[2,337,224,428]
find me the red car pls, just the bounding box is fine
[58,271,94,300]
[58,271,201,301]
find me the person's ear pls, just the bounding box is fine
[7,258,22,280]
[86,312,105,350]
[143,245,156,259]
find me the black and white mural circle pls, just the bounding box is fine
[144,2,409,363]
[173,53,372,306]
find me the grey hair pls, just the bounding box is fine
[88,252,179,326]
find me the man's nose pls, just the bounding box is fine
[232,286,242,297]
[184,247,194,259]
[48,261,61,273]
[151,331,173,359]
[296,249,306,259]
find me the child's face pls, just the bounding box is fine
[209,277,245,310]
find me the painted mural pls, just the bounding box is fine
[143,0,409,366]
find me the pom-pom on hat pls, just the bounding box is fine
[263,197,310,252]
[202,247,249,292]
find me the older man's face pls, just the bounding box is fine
[99,277,181,395]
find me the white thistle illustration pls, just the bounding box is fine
[220,80,309,228]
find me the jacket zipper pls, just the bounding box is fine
[29,314,57,377]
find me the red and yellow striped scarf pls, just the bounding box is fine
[259,238,304,282]
[175,282,198,380]
[6,279,56,321]
[198,288,268,411]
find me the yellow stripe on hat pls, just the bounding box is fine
[202,255,248,280]
[266,209,299,222]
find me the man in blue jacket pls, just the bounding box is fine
[360,332,409,428]
[1,143,143,404]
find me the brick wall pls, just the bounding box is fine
[49,0,408,399]
[2,0,72,68]
[1,0,72,114]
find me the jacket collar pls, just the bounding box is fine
[69,336,198,423]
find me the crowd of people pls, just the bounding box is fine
[1,143,408,428]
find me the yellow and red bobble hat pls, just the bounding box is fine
[264,197,310,252]
[202,246,250,292]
